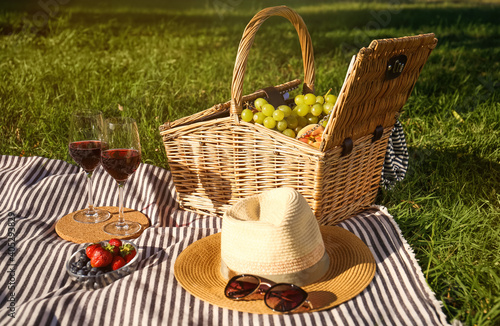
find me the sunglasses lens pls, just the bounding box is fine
[264,284,308,312]
[224,275,260,300]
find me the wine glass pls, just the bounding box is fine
[100,117,142,236]
[68,111,111,223]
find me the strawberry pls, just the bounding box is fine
[86,243,102,259]
[90,247,113,268]
[111,255,126,271]
[124,250,136,264]
[108,238,122,247]
[105,243,120,256]
[120,243,137,263]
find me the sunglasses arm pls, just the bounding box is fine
[302,299,313,311]
[285,299,313,313]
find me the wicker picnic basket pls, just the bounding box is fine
[160,6,437,225]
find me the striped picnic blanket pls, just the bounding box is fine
[0,155,451,325]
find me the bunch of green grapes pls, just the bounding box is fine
[240,92,337,138]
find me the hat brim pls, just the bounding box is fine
[174,226,376,314]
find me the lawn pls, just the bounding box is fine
[0,0,499,325]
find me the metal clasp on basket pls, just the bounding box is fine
[386,54,407,80]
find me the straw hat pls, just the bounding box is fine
[220,187,330,286]
[174,188,376,314]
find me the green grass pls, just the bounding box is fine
[1,1,499,324]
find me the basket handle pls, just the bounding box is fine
[230,6,315,116]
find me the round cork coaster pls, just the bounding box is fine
[55,206,150,244]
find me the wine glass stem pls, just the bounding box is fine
[117,182,127,228]
[86,172,96,214]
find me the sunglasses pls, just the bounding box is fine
[224,274,313,313]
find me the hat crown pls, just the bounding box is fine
[221,188,326,284]
[230,187,308,226]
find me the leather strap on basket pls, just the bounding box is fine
[230,6,315,116]
[261,86,287,107]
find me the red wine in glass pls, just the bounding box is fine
[68,111,110,224]
[101,117,142,236]
[100,149,141,182]
[69,140,102,173]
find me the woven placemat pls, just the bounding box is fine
[55,206,150,243]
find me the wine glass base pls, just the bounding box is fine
[103,221,142,236]
[73,208,111,224]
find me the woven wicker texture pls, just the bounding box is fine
[230,5,315,114]
[322,34,438,150]
[160,6,437,225]
[174,226,376,314]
